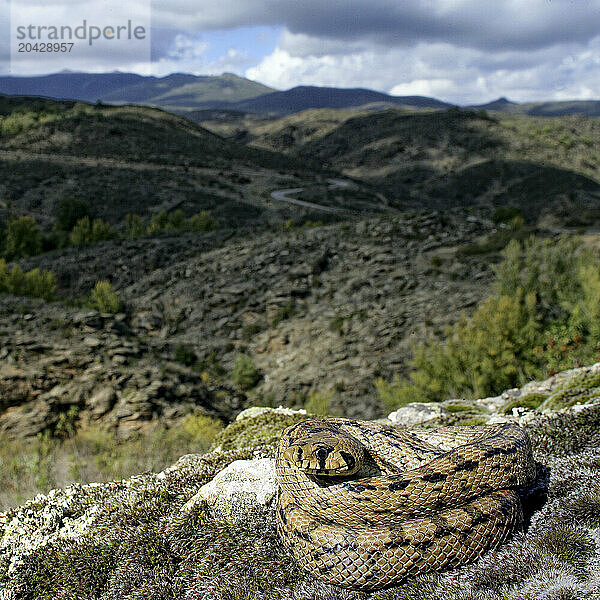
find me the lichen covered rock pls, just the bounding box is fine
[0,368,599,599]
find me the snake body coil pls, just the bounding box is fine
[275,418,535,591]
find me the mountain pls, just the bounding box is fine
[0,72,275,110]
[206,85,452,114]
[0,73,451,114]
[471,96,600,117]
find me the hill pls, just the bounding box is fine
[285,108,600,221]
[0,95,364,231]
[199,85,451,114]
[0,72,275,111]
[471,96,600,117]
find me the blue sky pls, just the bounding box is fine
[3,0,600,104]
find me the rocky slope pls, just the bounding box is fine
[8,210,500,437]
[1,364,599,599]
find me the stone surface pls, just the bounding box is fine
[182,457,277,522]
[388,402,450,426]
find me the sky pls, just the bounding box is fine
[2,0,600,104]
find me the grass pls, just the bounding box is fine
[0,412,223,511]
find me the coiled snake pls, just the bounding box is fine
[275,418,535,591]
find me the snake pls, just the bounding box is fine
[275,417,535,591]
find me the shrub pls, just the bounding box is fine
[304,389,333,415]
[54,197,91,231]
[0,260,56,300]
[231,354,262,390]
[90,281,121,314]
[70,217,116,245]
[180,412,224,451]
[174,344,197,367]
[125,214,145,238]
[187,210,218,232]
[5,216,42,259]
[379,235,600,409]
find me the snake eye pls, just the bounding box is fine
[315,447,329,462]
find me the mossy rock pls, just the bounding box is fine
[418,413,490,428]
[211,411,308,453]
[501,392,548,415]
[442,400,490,415]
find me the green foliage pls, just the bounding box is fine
[4,216,42,259]
[54,197,92,231]
[180,412,224,450]
[125,213,145,238]
[54,406,80,440]
[174,343,197,367]
[0,259,56,300]
[231,353,262,390]
[187,210,219,232]
[70,216,116,245]
[90,281,121,314]
[304,389,333,416]
[147,209,218,235]
[380,235,600,408]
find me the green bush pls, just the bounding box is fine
[492,206,524,225]
[187,210,218,232]
[231,354,262,390]
[304,389,333,415]
[5,216,42,259]
[379,235,600,408]
[0,260,56,300]
[70,217,116,245]
[147,210,218,235]
[174,344,197,367]
[54,197,92,231]
[125,214,145,238]
[90,281,121,314]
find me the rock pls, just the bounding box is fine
[235,406,306,422]
[88,386,117,418]
[388,402,450,426]
[182,458,277,522]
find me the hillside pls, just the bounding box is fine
[197,86,451,114]
[0,96,375,231]
[229,107,600,224]
[0,72,275,111]
[472,96,600,117]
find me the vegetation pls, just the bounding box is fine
[304,389,333,415]
[379,236,600,408]
[90,281,121,314]
[231,354,262,390]
[174,343,198,367]
[0,412,223,510]
[70,217,117,245]
[54,197,92,232]
[0,259,56,300]
[4,216,43,259]
[146,209,219,235]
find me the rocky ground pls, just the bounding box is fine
[1,363,599,599]
[4,210,504,440]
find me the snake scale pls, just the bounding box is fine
[275,417,535,591]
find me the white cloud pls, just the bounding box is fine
[247,31,600,104]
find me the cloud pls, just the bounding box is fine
[247,34,600,104]
[153,0,600,52]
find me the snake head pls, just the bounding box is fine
[283,441,360,476]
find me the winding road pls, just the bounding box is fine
[270,178,357,214]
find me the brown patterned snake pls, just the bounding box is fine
[275,417,535,591]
